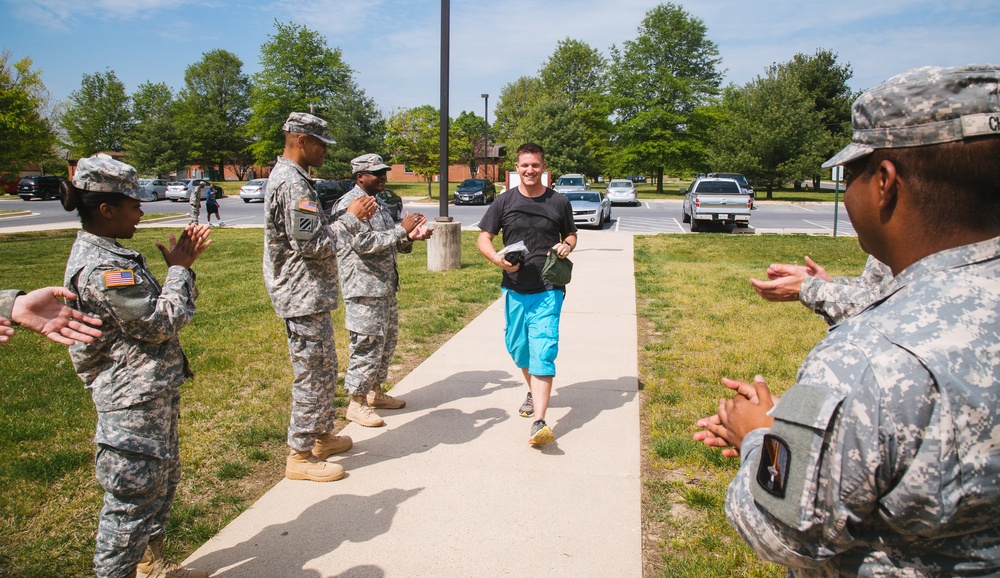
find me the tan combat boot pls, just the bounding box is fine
[367,385,406,409]
[312,431,353,460]
[347,394,385,427]
[136,535,209,578]
[285,449,346,482]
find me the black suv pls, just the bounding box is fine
[18,175,63,201]
[315,179,403,221]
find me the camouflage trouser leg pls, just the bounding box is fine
[284,312,338,452]
[93,394,180,578]
[344,296,397,396]
[190,204,200,224]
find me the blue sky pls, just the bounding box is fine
[3,0,998,122]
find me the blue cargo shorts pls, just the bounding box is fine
[503,288,564,377]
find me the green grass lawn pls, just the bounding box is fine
[0,228,868,577]
[0,228,499,577]
[635,233,867,577]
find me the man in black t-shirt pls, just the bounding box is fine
[477,143,577,446]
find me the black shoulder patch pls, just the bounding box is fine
[756,434,791,498]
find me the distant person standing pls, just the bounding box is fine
[263,112,377,482]
[477,143,577,446]
[189,182,204,225]
[60,156,212,578]
[206,185,224,227]
[332,153,432,428]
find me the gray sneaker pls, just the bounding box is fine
[519,391,534,417]
[529,420,554,446]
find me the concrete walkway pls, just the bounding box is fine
[183,231,640,577]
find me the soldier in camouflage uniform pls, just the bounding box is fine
[189,182,203,225]
[750,254,894,325]
[697,64,1000,576]
[263,113,377,482]
[60,156,212,578]
[0,287,103,345]
[332,154,432,427]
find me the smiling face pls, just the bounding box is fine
[111,197,144,239]
[357,169,388,195]
[515,151,546,189]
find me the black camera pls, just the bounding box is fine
[504,251,524,266]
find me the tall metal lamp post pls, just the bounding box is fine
[481,93,489,181]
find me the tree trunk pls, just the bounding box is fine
[656,167,664,194]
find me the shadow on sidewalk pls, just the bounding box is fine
[189,488,421,577]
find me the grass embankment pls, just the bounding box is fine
[1,229,868,577]
[0,228,499,577]
[635,234,867,577]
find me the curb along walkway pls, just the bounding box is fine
[184,231,640,577]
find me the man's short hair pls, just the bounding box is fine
[516,143,545,162]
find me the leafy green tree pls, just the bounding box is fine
[520,98,594,178]
[385,105,451,197]
[125,82,189,177]
[539,38,611,178]
[777,49,855,188]
[494,76,544,147]
[608,3,723,191]
[451,110,487,178]
[0,50,56,176]
[61,70,133,156]
[174,49,251,179]
[246,21,353,165]
[709,70,830,198]
[317,83,386,179]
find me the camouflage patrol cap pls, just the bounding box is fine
[351,153,391,174]
[283,112,336,144]
[72,157,155,201]
[823,64,1000,168]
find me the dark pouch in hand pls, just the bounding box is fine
[541,251,573,285]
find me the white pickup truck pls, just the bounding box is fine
[681,177,752,231]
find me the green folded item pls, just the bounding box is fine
[541,251,573,285]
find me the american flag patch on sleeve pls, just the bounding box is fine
[297,199,317,213]
[104,270,136,288]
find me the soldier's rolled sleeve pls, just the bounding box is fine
[0,289,24,322]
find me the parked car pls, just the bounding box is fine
[166,179,211,202]
[681,177,752,232]
[554,174,588,194]
[565,191,611,228]
[604,179,638,205]
[628,175,647,183]
[239,179,268,203]
[138,178,169,201]
[710,172,755,206]
[314,180,403,221]
[17,175,62,201]
[315,179,355,213]
[453,178,496,205]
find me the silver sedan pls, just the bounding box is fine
[565,191,612,228]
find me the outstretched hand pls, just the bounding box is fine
[400,211,425,234]
[346,195,377,221]
[694,376,778,457]
[7,287,104,346]
[408,222,433,240]
[157,224,212,269]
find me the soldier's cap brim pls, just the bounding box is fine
[822,142,873,169]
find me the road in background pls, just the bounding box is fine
[0,195,855,236]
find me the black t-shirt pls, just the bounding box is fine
[479,186,577,293]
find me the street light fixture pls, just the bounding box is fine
[481,93,489,181]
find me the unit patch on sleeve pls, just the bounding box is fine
[298,216,315,233]
[756,433,791,498]
[104,270,136,288]
[297,198,317,213]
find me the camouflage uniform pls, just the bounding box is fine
[189,183,202,224]
[727,237,1000,576]
[263,156,362,452]
[726,64,1000,576]
[333,184,412,396]
[799,255,893,326]
[0,289,22,321]
[64,230,197,578]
